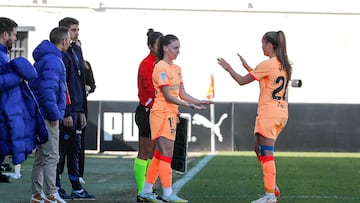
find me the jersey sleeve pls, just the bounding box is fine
[250,60,272,81]
[139,60,155,94]
[153,62,170,87]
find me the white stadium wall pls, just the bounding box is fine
[1,0,359,104]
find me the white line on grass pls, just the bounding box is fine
[282,195,359,200]
[193,194,358,200]
[173,152,216,194]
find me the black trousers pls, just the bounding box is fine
[56,112,83,191]
[79,126,86,177]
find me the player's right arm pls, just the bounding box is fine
[237,54,253,72]
[217,57,254,86]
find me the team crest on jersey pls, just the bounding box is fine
[160,72,167,81]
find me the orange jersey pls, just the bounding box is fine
[250,57,288,119]
[151,60,183,114]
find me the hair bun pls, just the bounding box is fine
[147,28,154,37]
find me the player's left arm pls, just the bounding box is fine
[161,85,188,107]
[179,83,211,105]
[161,85,206,109]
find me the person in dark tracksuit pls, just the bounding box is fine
[55,17,95,200]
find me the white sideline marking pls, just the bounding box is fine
[282,195,358,200]
[173,153,216,194]
[195,194,358,200]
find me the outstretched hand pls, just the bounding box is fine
[198,100,213,105]
[217,58,233,72]
[237,54,252,72]
[188,103,207,110]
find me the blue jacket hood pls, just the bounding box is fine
[33,40,62,61]
[30,39,66,122]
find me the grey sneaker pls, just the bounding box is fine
[162,193,188,203]
[251,194,277,203]
[139,192,162,203]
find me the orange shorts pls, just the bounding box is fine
[150,111,178,141]
[254,116,288,140]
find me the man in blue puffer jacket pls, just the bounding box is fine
[29,26,70,203]
[0,58,48,163]
[0,17,48,183]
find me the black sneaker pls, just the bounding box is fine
[137,189,163,202]
[0,164,12,172]
[152,189,164,201]
[58,188,73,200]
[0,173,10,183]
[137,195,147,202]
[71,189,95,200]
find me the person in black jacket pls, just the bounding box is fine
[84,60,96,96]
[55,17,95,200]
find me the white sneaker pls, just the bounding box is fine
[139,192,162,203]
[30,194,44,203]
[162,193,188,203]
[3,172,22,179]
[251,194,277,203]
[79,177,86,184]
[44,193,67,203]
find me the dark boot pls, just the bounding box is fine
[0,172,10,183]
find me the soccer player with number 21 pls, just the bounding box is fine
[217,30,293,203]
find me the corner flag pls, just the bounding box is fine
[207,74,216,152]
[207,74,215,100]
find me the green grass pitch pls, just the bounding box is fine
[1,151,360,203]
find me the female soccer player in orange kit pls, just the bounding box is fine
[139,34,211,203]
[217,31,292,203]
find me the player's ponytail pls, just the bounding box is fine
[276,31,292,80]
[147,28,163,51]
[156,35,165,62]
[263,31,292,80]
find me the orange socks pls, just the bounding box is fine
[145,151,161,184]
[145,150,173,188]
[262,156,276,194]
[159,158,172,188]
